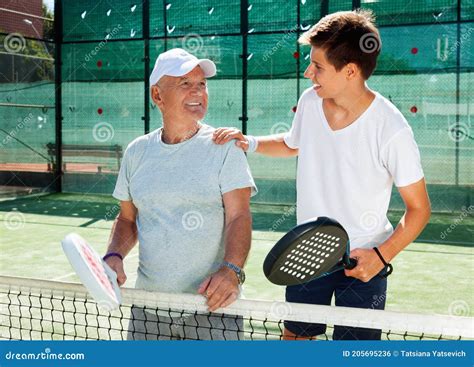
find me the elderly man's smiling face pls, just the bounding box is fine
[151,66,208,123]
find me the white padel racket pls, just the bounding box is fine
[62,233,121,311]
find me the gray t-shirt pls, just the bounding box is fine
[113,124,257,293]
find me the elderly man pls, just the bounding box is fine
[103,48,257,340]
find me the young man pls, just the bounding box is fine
[213,10,431,340]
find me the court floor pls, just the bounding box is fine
[0,193,472,317]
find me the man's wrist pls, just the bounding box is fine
[377,243,395,263]
[221,261,246,284]
[103,252,123,262]
[220,265,239,282]
[373,245,394,278]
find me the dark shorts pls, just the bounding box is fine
[285,269,388,340]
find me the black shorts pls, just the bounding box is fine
[285,269,388,340]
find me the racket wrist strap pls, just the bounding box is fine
[103,252,123,262]
[373,247,393,278]
[246,135,258,153]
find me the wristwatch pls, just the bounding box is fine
[221,261,246,284]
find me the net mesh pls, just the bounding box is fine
[1,276,472,341]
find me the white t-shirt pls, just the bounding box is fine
[284,88,424,249]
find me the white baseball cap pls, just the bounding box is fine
[149,48,217,86]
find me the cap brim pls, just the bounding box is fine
[196,59,217,78]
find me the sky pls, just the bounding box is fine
[43,0,54,12]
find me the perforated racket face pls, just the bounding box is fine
[263,217,349,285]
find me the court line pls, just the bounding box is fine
[418,144,474,151]
[79,218,102,227]
[0,220,112,229]
[53,272,79,281]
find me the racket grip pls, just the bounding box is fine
[345,257,358,270]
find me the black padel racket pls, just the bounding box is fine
[263,217,357,286]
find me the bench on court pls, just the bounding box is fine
[46,143,123,172]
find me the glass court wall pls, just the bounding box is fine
[1,0,472,212]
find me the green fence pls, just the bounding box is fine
[0,0,472,213]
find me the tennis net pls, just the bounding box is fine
[0,276,472,341]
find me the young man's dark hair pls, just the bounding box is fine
[299,9,381,80]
